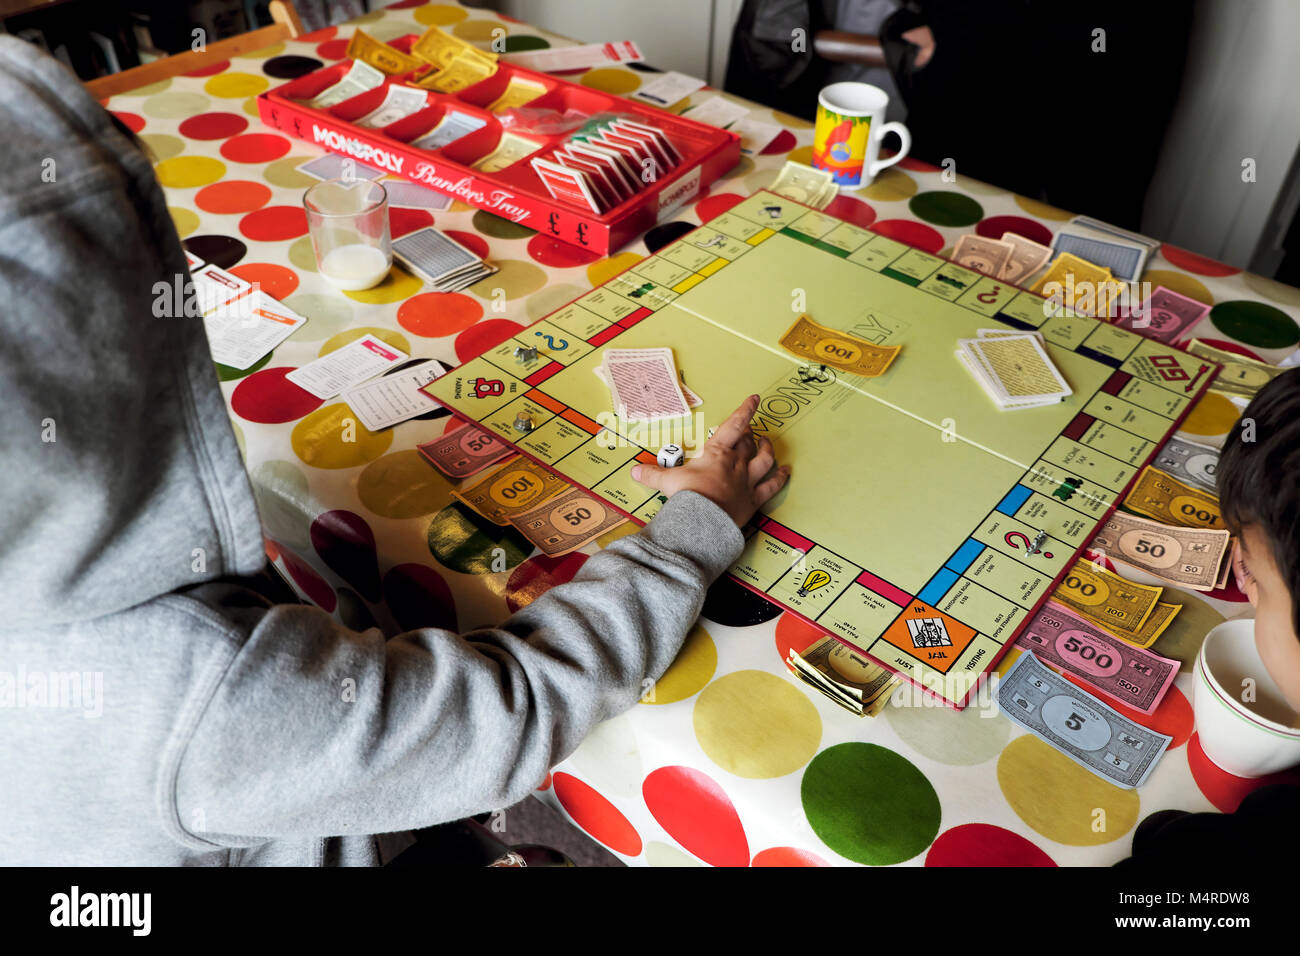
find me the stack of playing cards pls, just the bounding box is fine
[1052,216,1159,283]
[530,116,681,214]
[956,330,1072,409]
[592,346,697,421]
[392,226,497,292]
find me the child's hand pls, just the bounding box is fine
[631,394,791,527]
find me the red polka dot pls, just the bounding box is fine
[775,611,828,661]
[1080,548,1118,574]
[822,194,876,229]
[553,772,643,856]
[220,132,292,163]
[976,215,1054,248]
[184,59,230,77]
[383,563,457,632]
[178,111,249,140]
[277,548,337,612]
[454,318,523,363]
[870,218,945,254]
[505,553,588,612]
[536,771,552,791]
[1064,676,1194,749]
[231,367,324,423]
[389,207,434,238]
[751,847,830,866]
[1204,569,1250,603]
[642,766,749,867]
[1161,244,1241,277]
[761,128,797,155]
[925,824,1057,866]
[695,192,744,223]
[112,111,145,133]
[264,539,282,563]
[195,180,273,214]
[446,230,488,259]
[298,26,337,42]
[1188,732,1300,812]
[398,292,484,337]
[317,38,350,60]
[1194,337,1265,362]
[239,205,309,241]
[229,262,299,300]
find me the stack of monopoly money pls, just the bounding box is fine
[451,455,570,525]
[506,485,627,556]
[1090,510,1231,592]
[1115,286,1209,344]
[305,59,385,109]
[769,161,836,210]
[999,653,1172,788]
[347,29,423,76]
[417,424,512,479]
[411,24,499,92]
[1014,601,1180,714]
[1029,251,1126,318]
[787,636,900,717]
[1186,339,1287,400]
[1153,435,1218,493]
[1123,465,1224,532]
[779,313,900,377]
[952,232,1051,286]
[1050,559,1181,648]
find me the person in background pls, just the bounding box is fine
[0,36,788,866]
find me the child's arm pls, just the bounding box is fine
[170,399,788,843]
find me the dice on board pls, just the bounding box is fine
[657,443,684,468]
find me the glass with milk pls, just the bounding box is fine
[303,178,392,291]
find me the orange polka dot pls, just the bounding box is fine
[195,179,272,214]
[553,772,642,857]
[228,262,299,300]
[752,846,830,866]
[775,611,829,661]
[397,292,484,337]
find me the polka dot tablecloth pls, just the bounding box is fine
[107,0,1300,866]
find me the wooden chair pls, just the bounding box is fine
[86,0,304,99]
[812,30,887,69]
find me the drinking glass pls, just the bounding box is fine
[303,178,392,291]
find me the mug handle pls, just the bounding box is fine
[869,122,911,177]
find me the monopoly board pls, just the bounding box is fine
[424,190,1217,708]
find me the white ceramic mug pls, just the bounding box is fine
[812,82,911,188]
[1193,618,1300,777]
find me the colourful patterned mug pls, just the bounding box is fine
[813,82,911,187]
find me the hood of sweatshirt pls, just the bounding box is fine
[0,37,265,627]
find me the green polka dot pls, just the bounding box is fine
[251,460,314,551]
[1209,299,1300,349]
[908,190,984,227]
[263,155,318,189]
[282,293,351,341]
[215,350,272,381]
[1153,592,1226,668]
[885,697,1010,765]
[426,503,533,574]
[231,420,246,460]
[288,235,319,272]
[139,133,185,161]
[358,450,455,519]
[472,209,536,239]
[801,743,940,865]
[126,78,172,96]
[142,91,211,119]
[336,587,377,631]
[503,35,550,52]
[466,258,546,300]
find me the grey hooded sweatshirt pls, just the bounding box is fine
[0,37,744,865]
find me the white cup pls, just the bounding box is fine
[1193,618,1300,777]
[812,82,911,188]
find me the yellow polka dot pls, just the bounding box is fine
[414,3,469,25]
[1180,390,1241,437]
[859,167,916,202]
[155,155,226,188]
[449,199,477,213]
[643,623,716,705]
[236,42,284,59]
[772,109,813,129]
[168,206,200,238]
[693,670,821,778]
[786,145,814,166]
[995,646,1023,677]
[204,72,270,98]
[580,68,642,95]
[1013,196,1074,221]
[997,734,1140,845]
[243,95,261,117]
[1139,268,1213,305]
[596,522,639,548]
[357,449,455,519]
[587,251,642,287]
[318,327,411,357]
[452,19,506,42]
[291,403,393,469]
[342,265,423,303]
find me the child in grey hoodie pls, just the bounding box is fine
[0,37,789,866]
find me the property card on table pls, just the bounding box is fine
[191,264,251,315]
[630,70,706,106]
[286,334,408,399]
[204,291,307,370]
[685,97,751,129]
[342,358,446,431]
[502,40,643,73]
[532,157,605,212]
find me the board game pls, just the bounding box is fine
[424,190,1219,708]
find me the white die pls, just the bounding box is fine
[657,443,684,468]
